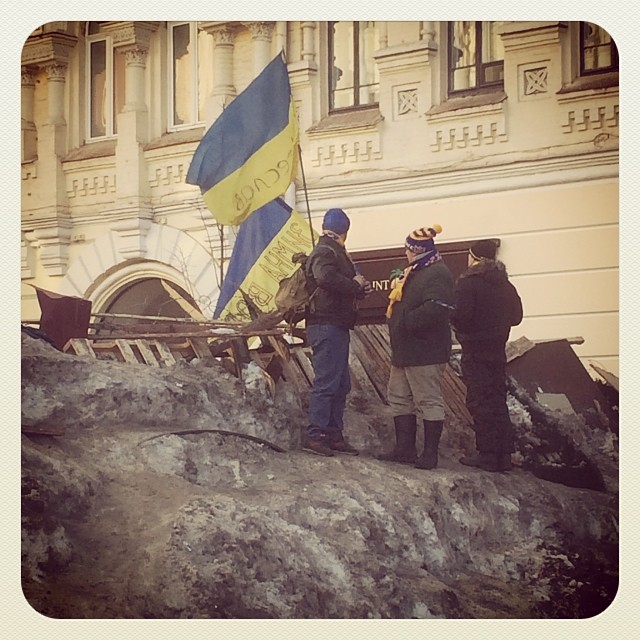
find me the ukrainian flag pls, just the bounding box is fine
[214,198,316,321]
[186,53,299,227]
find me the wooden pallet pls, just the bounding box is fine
[64,337,219,368]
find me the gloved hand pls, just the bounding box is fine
[354,274,373,297]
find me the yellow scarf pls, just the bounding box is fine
[386,266,412,319]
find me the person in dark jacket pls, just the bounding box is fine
[451,239,523,472]
[303,208,372,457]
[379,225,454,469]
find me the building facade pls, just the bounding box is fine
[20,21,619,374]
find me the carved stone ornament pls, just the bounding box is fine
[246,21,274,41]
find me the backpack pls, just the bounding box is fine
[274,252,315,325]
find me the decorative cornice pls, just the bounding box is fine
[498,21,568,51]
[300,149,619,211]
[373,40,436,73]
[21,32,77,67]
[101,21,159,51]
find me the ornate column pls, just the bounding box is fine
[121,45,148,113]
[201,23,236,123]
[43,62,67,127]
[21,67,37,162]
[247,21,275,75]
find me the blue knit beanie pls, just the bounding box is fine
[322,208,350,234]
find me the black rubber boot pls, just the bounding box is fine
[377,414,417,464]
[415,420,443,470]
[459,452,500,472]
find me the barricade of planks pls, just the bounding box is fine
[63,322,288,378]
[63,318,473,427]
[281,323,473,427]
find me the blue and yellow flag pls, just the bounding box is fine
[214,198,316,321]
[186,53,299,227]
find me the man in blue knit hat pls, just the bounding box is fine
[303,208,372,456]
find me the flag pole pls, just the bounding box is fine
[297,144,316,248]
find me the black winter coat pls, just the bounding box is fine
[387,259,454,367]
[451,260,523,348]
[305,235,364,330]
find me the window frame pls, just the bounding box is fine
[85,24,122,141]
[579,21,618,77]
[167,21,206,131]
[447,21,504,97]
[328,20,379,113]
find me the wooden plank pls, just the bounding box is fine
[292,347,315,384]
[188,337,215,364]
[160,280,209,321]
[590,363,619,392]
[134,339,160,367]
[115,339,140,364]
[153,340,177,367]
[366,324,392,358]
[267,334,291,362]
[505,336,536,363]
[349,331,389,400]
[284,357,312,394]
[442,365,473,425]
[64,338,96,358]
[349,350,386,403]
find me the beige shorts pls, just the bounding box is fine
[386,363,446,421]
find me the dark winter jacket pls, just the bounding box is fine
[451,260,523,348]
[305,235,365,330]
[387,259,454,367]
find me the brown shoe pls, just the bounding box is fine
[329,438,359,456]
[302,438,335,457]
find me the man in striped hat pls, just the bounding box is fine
[379,225,454,469]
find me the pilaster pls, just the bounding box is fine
[200,22,237,123]
[21,68,37,162]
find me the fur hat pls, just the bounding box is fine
[405,225,442,254]
[322,208,350,234]
[469,239,497,261]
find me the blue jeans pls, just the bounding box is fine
[307,324,351,440]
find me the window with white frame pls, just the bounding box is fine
[448,21,504,95]
[328,21,379,112]
[86,22,125,139]
[168,22,214,129]
[580,22,618,75]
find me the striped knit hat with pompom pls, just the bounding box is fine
[404,225,442,254]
